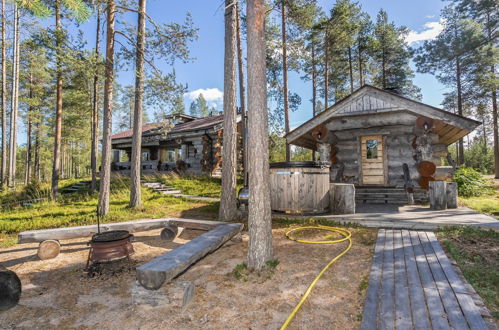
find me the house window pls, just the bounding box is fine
[142,152,149,161]
[366,140,378,159]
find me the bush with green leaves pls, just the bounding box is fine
[453,167,493,197]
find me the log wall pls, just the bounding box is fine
[327,114,450,188]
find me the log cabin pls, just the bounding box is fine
[285,85,480,204]
[111,113,242,176]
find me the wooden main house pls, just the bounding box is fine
[286,85,480,200]
[111,113,242,175]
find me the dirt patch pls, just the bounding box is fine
[0,226,375,329]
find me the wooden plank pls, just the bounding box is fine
[455,293,489,330]
[425,232,467,294]
[393,230,412,329]
[362,168,384,176]
[137,223,243,290]
[418,232,469,330]
[426,233,488,330]
[410,231,451,330]
[361,229,385,330]
[18,218,226,243]
[401,230,431,330]
[380,230,395,330]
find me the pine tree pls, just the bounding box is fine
[371,9,421,99]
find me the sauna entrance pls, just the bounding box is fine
[360,135,385,185]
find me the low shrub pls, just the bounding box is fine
[453,167,494,197]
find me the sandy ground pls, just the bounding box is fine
[0,225,375,330]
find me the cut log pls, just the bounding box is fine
[311,124,328,142]
[0,265,21,312]
[18,218,226,243]
[160,224,179,241]
[37,240,61,260]
[419,176,435,191]
[418,161,436,177]
[330,183,355,214]
[137,223,243,290]
[429,181,447,210]
[446,182,458,209]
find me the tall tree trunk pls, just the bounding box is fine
[51,0,63,198]
[324,29,329,108]
[311,41,316,161]
[493,91,498,178]
[219,0,238,221]
[381,47,386,89]
[97,0,116,217]
[8,5,19,188]
[91,5,101,193]
[358,38,363,86]
[34,119,40,180]
[235,1,247,186]
[246,0,273,270]
[281,0,290,161]
[485,12,499,178]
[129,0,146,208]
[456,55,464,165]
[1,0,6,187]
[25,74,33,185]
[348,47,354,93]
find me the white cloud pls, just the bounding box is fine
[406,20,444,45]
[185,88,223,108]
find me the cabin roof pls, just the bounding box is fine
[287,85,481,149]
[111,114,225,141]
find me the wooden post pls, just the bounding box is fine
[318,143,331,162]
[330,183,355,214]
[0,265,21,311]
[429,181,447,210]
[446,182,458,209]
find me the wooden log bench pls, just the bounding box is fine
[136,223,243,290]
[18,218,228,260]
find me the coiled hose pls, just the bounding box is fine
[280,225,352,330]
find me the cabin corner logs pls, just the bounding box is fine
[309,114,453,190]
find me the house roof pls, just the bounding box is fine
[111,114,224,141]
[286,85,481,149]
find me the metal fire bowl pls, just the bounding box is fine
[89,231,134,263]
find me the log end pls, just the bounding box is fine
[160,224,179,242]
[136,269,167,291]
[37,240,61,260]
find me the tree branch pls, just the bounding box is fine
[114,31,162,76]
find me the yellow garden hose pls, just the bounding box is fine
[280,225,353,330]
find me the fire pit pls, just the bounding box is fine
[85,230,134,270]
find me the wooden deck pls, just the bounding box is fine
[361,229,489,330]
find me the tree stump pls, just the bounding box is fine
[160,224,179,241]
[446,182,458,209]
[0,265,21,311]
[330,183,355,214]
[37,240,61,260]
[429,181,447,210]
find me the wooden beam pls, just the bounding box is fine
[18,218,227,243]
[136,223,243,290]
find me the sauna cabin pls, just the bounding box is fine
[285,85,480,203]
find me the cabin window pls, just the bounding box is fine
[366,139,378,159]
[142,152,149,161]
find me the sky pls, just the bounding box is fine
[52,0,450,131]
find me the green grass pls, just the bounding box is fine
[459,195,499,219]
[0,176,219,248]
[437,226,499,320]
[152,173,244,198]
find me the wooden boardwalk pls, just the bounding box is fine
[361,229,489,330]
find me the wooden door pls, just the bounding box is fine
[361,135,385,185]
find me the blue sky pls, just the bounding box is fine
[65,0,450,129]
